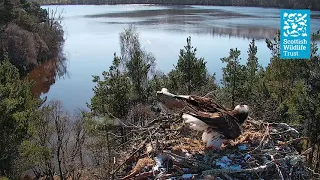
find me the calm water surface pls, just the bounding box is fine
[36,5,320,111]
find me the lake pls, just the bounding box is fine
[36,5,320,112]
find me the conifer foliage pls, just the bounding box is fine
[0,53,41,176]
[168,36,216,94]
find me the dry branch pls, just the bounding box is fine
[271,155,285,180]
[111,139,148,175]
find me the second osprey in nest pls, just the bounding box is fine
[156,88,249,150]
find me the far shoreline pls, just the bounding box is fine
[41,3,279,9]
[38,2,318,11]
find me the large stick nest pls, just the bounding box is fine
[107,98,318,180]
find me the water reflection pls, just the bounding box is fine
[209,26,279,40]
[85,8,254,19]
[28,55,68,97]
[89,6,314,40]
[104,18,279,40]
[86,6,319,40]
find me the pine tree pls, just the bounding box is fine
[90,53,130,119]
[169,36,214,94]
[301,33,320,170]
[88,53,132,175]
[0,53,41,176]
[245,39,261,100]
[221,48,246,108]
[119,25,155,104]
[264,32,309,122]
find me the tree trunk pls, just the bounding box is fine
[316,144,320,172]
[57,146,63,180]
[310,144,315,169]
[232,60,237,108]
[120,126,125,147]
[106,132,112,175]
[80,143,84,169]
[55,116,64,180]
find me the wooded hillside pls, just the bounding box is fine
[0,0,65,74]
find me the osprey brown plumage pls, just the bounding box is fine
[156,88,225,113]
[156,88,249,150]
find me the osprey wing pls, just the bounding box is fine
[156,92,186,110]
[183,95,220,112]
[156,88,223,113]
[187,111,242,139]
[172,95,221,112]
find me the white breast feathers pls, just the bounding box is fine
[202,130,225,150]
[182,113,209,132]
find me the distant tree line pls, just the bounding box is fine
[34,0,320,10]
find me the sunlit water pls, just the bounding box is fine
[37,5,320,111]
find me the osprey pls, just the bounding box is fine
[156,88,249,150]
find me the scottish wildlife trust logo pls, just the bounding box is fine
[280,9,310,59]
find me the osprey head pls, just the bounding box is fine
[234,104,249,114]
[156,88,169,95]
[233,104,249,124]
